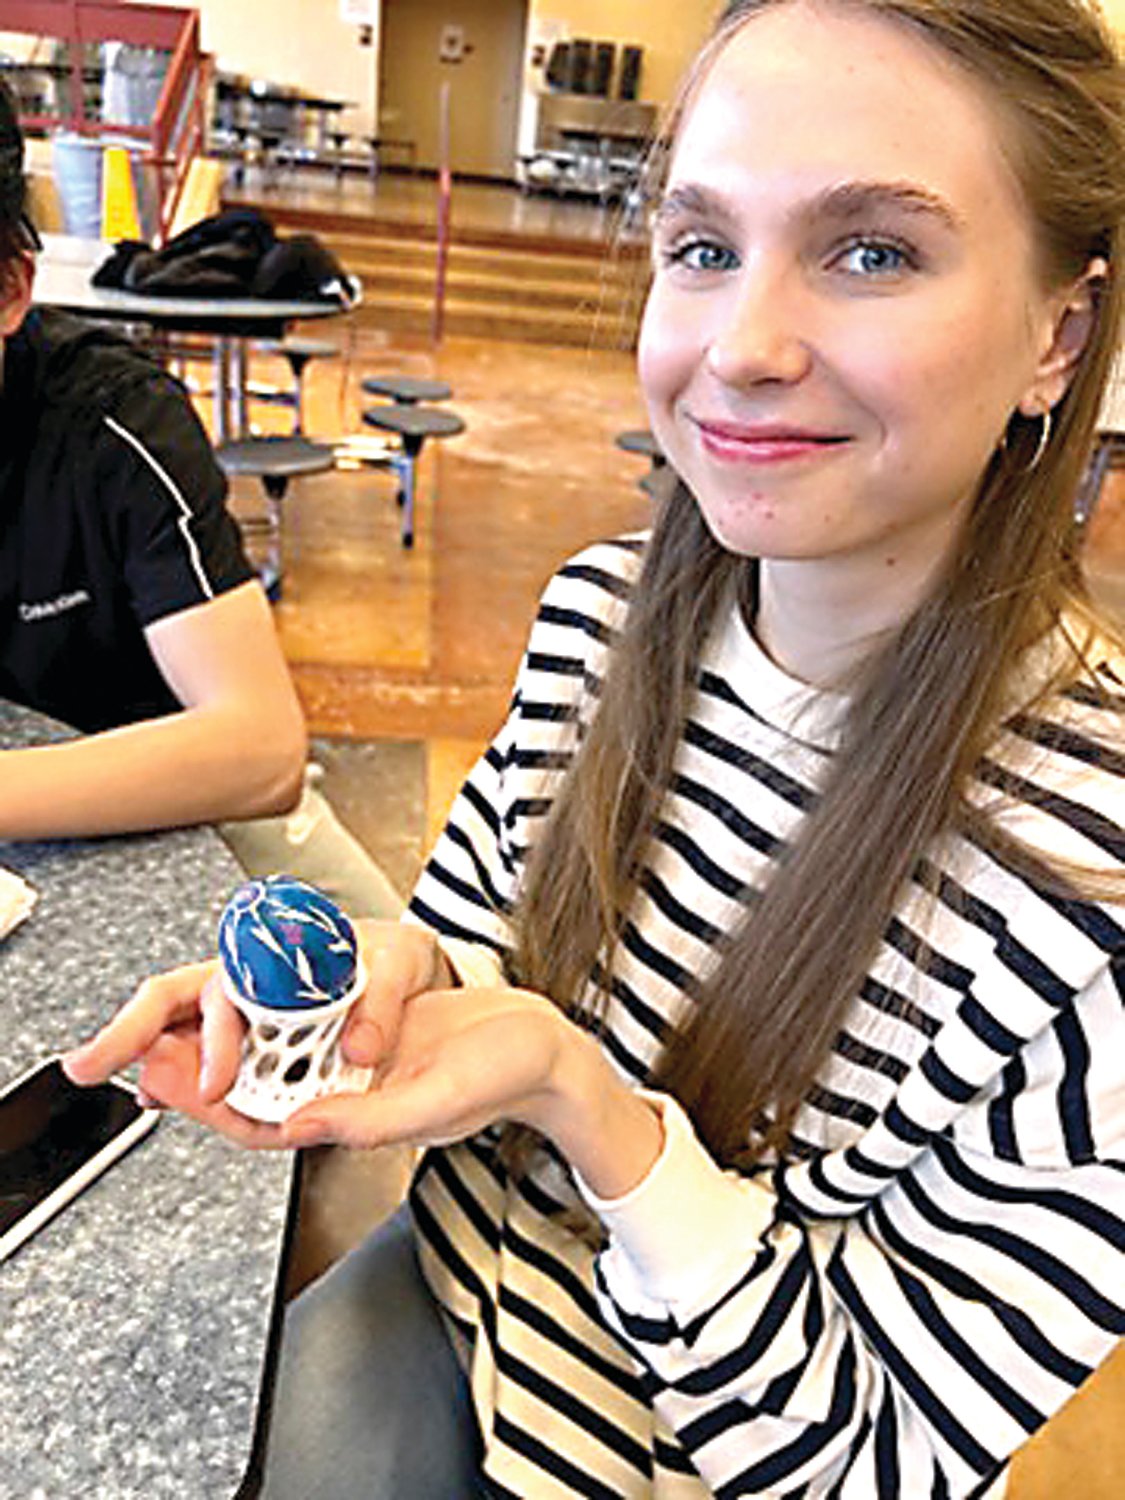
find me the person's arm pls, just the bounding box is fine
[570,964,1125,1500]
[0,579,306,838]
[403,537,644,980]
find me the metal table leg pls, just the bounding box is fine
[212,336,230,444]
[231,337,249,438]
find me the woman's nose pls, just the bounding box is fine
[704,264,813,389]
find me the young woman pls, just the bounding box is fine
[67,1,1125,1495]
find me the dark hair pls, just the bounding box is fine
[0,80,39,270]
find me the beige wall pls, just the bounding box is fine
[517,0,714,158]
[526,0,715,107]
[131,0,715,149]
[379,0,527,175]
[119,0,381,137]
[194,0,713,123]
[10,0,714,174]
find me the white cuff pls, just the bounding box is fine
[398,914,507,991]
[434,936,507,990]
[577,1091,775,1310]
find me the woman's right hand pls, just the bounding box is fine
[62,920,451,1148]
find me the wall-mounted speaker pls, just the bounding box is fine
[544,41,570,90]
[618,44,643,101]
[591,42,615,98]
[568,38,592,94]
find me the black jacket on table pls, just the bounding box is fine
[0,308,253,734]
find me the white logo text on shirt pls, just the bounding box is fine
[19,589,92,622]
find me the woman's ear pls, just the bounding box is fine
[0,251,33,339]
[1017,256,1108,418]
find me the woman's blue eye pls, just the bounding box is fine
[836,239,914,277]
[665,238,738,273]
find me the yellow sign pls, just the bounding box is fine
[100,146,141,242]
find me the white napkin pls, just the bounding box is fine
[0,866,36,940]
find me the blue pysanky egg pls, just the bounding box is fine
[218,876,359,1011]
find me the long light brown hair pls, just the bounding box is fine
[511,0,1125,1168]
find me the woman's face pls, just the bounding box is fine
[639,0,1079,578]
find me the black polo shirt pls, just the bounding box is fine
[0,308,254,733]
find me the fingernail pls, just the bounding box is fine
[199,1053,222,1097]
[60,1047,91,1081]
[286,1118,330,1148]
[345,1018,381,1064]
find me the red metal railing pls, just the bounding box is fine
[1,0,206,239]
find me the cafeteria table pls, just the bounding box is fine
[0,700,295,1499]
[32,232,354,442]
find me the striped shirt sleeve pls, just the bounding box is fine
[408,538,640,972]
[580,986,1125,1499]
[580,720,1125,1495]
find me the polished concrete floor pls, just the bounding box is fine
[212,174,1125,1496]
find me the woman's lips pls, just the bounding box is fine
[693,418,851,464]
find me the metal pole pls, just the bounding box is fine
[213,336,229,445]
[433,80,452,345]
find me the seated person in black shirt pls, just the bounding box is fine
[0,86,304,841]
[0,88,403,918]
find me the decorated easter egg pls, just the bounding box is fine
[218,876,359,1011]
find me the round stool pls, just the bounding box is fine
[615,428,664,460]
[217,436,336,599]
[259,336,340,434]
[361,405,464,548]
[361,375,453,406]
[615,428,667,496]
[329,128,350,179]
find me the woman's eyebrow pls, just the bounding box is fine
[653,179,963,232]
[652,182,730,226]
[802,180,964,231]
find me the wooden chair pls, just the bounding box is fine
[1008,1341,1125,1498]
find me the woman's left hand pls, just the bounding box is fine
[281,984,582,1150]
[280,983,666,1199]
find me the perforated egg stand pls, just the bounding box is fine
[219,875,371,1123]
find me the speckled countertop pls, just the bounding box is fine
[0,703,293,1499]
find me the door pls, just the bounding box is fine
[378,0,528,178]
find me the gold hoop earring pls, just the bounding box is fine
[1003,408,1053,474]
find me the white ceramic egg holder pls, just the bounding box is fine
[223,959,371,1124]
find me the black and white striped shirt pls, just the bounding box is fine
[408,537,1125,1498]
